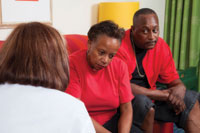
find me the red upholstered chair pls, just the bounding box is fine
[0,41,4,49]
[64,34,88,55]
[153,121,173,133]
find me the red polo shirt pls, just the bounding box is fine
[116,29,179,90]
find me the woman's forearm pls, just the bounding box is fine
[91,117,111,133]
[118,102,133,133]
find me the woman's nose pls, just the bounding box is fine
[101,55,109,65]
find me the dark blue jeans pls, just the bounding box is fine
[103,90,199,132]
[132,90,199,129]
[103,110,143,133]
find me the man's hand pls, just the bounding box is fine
[167,79,186,115]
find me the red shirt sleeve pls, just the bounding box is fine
[157,42,179,84]
[65,59,82,98]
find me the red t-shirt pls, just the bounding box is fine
[116,29,179,90]
[66,50,134,125]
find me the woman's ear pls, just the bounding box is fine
[87,40,92,52]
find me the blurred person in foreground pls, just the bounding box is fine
[0,22,95,133]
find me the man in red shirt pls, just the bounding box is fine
[116,8,200,133]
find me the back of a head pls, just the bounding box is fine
[87,20,125,43]
[0,22,69,91]
[133,8,158,25]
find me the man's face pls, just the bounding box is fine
[132,14,159,49]
[87,34,120,71]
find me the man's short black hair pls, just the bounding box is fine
[133,8,158,25]
[87,20,125,43]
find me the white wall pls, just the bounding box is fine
[139,0,166,38]
[0,0,165,40]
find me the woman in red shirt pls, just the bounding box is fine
[66,21,135,133]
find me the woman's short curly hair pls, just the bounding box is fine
[87,20,125,43]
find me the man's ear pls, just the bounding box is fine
[131,25,135,31]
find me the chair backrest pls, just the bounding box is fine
[64,34,88,55]
[0,41,4,49]
[0,34,88,54]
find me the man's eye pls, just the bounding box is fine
[153,29,158,33]
[143,29,148,34]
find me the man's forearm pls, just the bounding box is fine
[131,83,170,101]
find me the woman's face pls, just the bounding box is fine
[87,34,120,71]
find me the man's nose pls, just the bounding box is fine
[148,31,155,40]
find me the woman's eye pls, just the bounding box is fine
[98,51,105,55]
[109,54,114,59]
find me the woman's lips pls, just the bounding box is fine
[96,64,105,70]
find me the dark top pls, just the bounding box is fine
[130,32,150,88]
